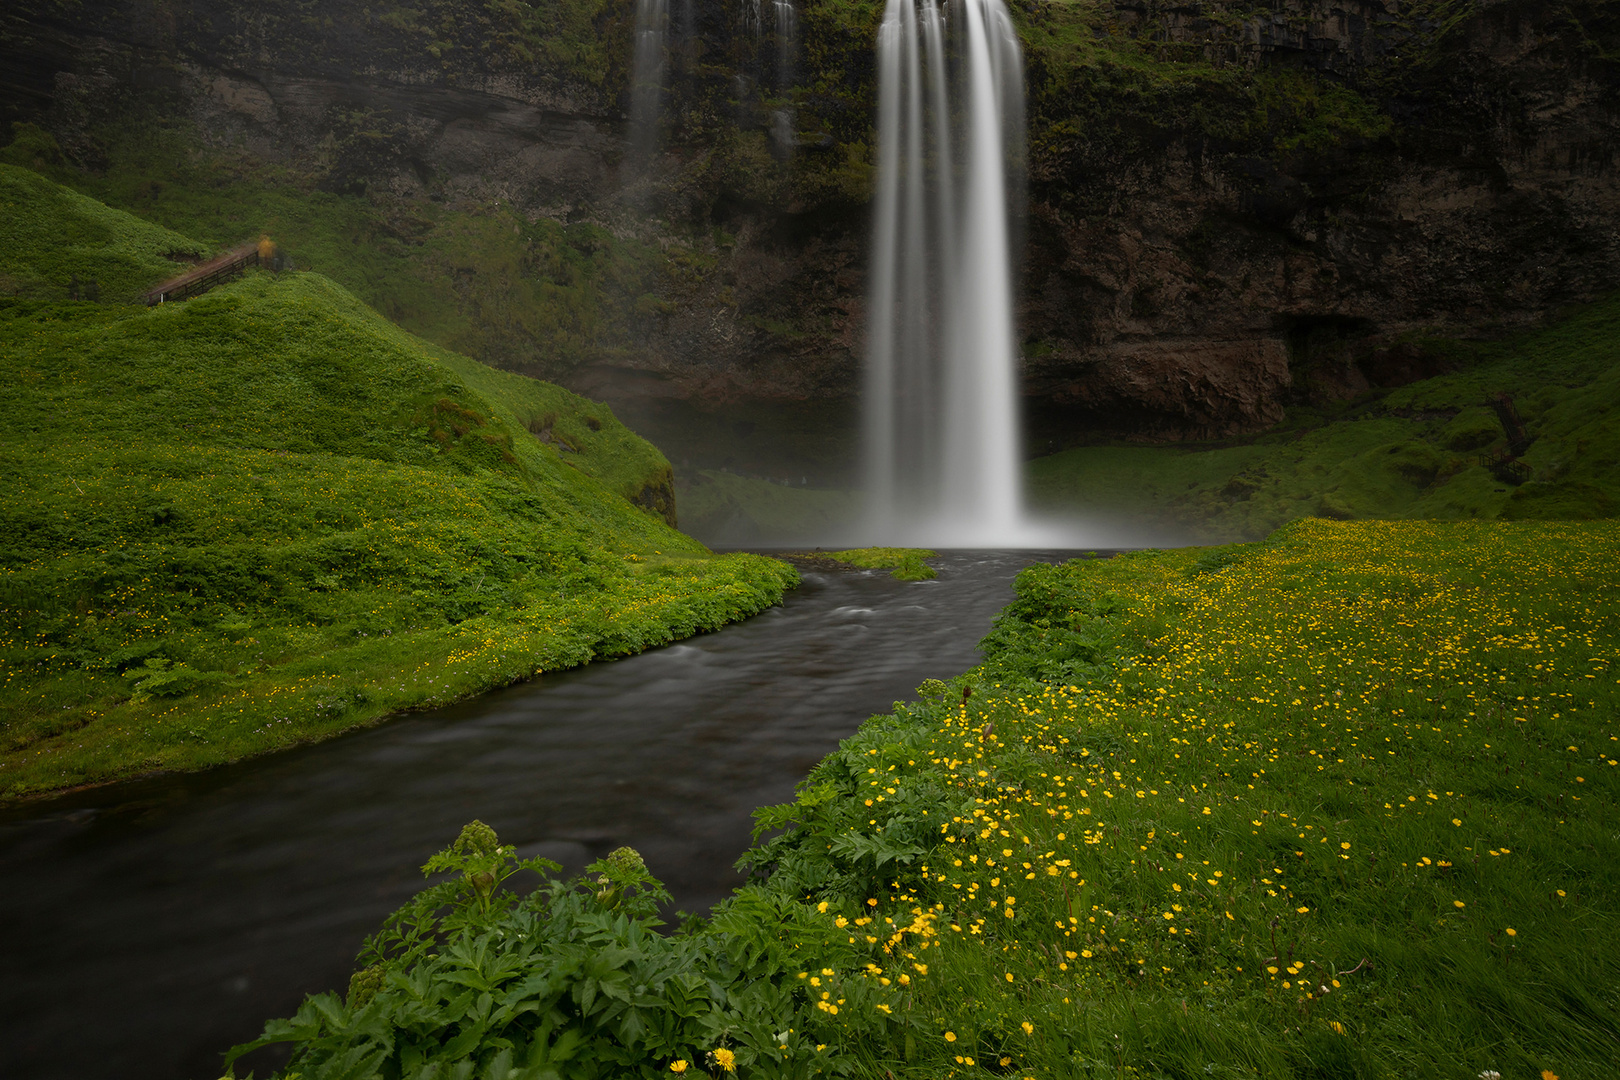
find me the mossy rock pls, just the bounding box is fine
[1441,408,1502,452]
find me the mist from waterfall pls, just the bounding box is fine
[863,0,1031,546]
[628,0,669,171]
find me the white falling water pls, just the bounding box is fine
[863,0,1033,546]
[769,0,799,154]
[628,0,669,169]
[773,0,798,89]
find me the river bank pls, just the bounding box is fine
[1,550,1060,1080]
[236,518,1620,1079]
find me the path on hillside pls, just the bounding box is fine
[143,239,276,305]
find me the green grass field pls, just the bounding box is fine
[749,518,1620,1078]
[0,166,796,801]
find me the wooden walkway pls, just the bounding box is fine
[142,241,270,305]
[1482,392,1534,485]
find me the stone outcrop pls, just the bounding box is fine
[4,0,1616,454]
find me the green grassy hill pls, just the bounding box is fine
[0,167,796,800]
[1031,295,1620,541]
[0,122,676,384]
[0,162,207,301]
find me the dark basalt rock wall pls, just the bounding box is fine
[4,0,1617,447]
[1022,1,1620,442]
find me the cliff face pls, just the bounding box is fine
[4,0,1617,449]
[1022,0,1620,440]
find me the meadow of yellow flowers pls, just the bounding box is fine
[751,518,1619,1078]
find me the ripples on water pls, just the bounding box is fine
[0,550,1091,1080]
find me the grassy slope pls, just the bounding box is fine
[0,162,207,300]
[0,125,674,383]
[1031,294,1620,542]
[749,518,1620,1078]
[0,172,797,801]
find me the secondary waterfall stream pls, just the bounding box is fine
[864,0,1027,546]
[628,0,669,170]
[0,551,1089,1080]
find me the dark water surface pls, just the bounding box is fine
[1,550,1083,1080]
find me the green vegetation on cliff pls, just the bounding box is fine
[0,0,1423,396]
[1032,293,1620,541]
[0,123,679,384]
[239,518,1620,1079]
[0,169,797,800]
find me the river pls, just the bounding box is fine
[0,550,1089,1080]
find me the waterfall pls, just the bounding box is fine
[628,0,669,170]
[773,0,798,89]
[769,0,799,154]
[863,0,1029,545]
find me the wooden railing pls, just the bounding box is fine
[142,241,274,306]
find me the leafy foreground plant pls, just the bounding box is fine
[227,822,924,1080]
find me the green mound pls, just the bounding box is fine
[0,177,796,801]
[6,121,673,383]
[1031,294,1620,541]
[828,547,938,580]
[0,161,207,301]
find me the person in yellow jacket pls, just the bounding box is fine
[257,234,277,268]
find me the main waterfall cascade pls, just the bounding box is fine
[863,0,1033,546]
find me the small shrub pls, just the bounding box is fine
[227,822,917,1080]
